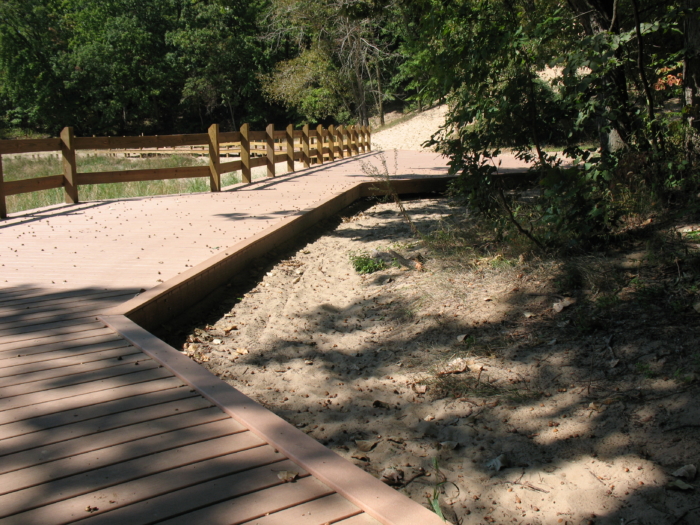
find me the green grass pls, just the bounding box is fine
[636,362,655,378]
[595,294,621,310]
[3,154,242,214]
[349,253,386,274]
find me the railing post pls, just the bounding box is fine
[328,124,335,162]
[316,125,324,165]
[336,125,344,159]
[367,126,372,152]
[240,123,251,183]
[60,127,79,204]
[351,125,359,156]
[208,123,221,192]
[0,155,6,219]
[266,123,275,178]
[286,124,295,173]
[302,124,310,168]
[345,125,353,157]
[358,126,365,154]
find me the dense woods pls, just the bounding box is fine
[0,0,696,245]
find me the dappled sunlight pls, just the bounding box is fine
[164,195,700,525]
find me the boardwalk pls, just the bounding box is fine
[0,151,469,525]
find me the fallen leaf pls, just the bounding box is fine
[440,441,459,450]
[381,468,405,485]
[212,339,222,345]
[438,357,469,376]
[523,311,534,318]
[351,452,370,461]
[553,297,576,313]
[486,454,509,471]
[457,334,469,342]
[277,470,299,483]
[412,384,428,394]
[355,439,378,452]
[667,479,694,490]
[484,297,492,302]
[235,348,249,355]
[672,464,697,480]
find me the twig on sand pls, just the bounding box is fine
[494,480,550,493]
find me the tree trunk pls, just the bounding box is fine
[684,0,700,155]
[567,0,632,151]
[376,62,384,126]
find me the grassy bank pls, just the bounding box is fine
[3,154,241,215]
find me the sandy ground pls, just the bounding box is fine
[371,105,448,152]
[162,196,700,525]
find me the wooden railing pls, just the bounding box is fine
[0,123,371,219]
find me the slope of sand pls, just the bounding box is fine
[371,105,448,152]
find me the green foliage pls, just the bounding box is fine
[0,0,278,135]
[428,457,446,521]
[401,0,694,249]
[261,49,351,122]
[349,253,385,274]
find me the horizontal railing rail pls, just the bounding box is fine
[0,123,371,219]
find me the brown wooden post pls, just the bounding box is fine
[208,123,221,192]
[0,155,6,219]
[347,125,354,157]
[337,125,345,158]
[352,125,360,155]
[345,125,353,156]
[60,127,79,204]
[358,126,365,153]
[302,124,310,168]
[286,124,295,172]
[316,125,324,165]
[328,124,335,162]
[266,123,275,178]
[240,123,251,183]
[367,126,372,152]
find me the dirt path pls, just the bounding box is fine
[164,197,700,525]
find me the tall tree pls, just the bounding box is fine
[263,0,393,125]
[684,0,700,153]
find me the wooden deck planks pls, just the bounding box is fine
[0,376,185,428]
[0,388,203,443]
[0,328,124,354]
[0,338,133,368]
[0,431,266,520]
[0,367,171,413]
[6,446,292,525]
[0,357,162,399]
[0,395,213,456]
[157,477,340,525]
[0,406,230,475]
[0,347,144,386]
